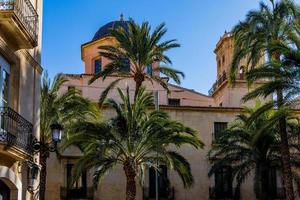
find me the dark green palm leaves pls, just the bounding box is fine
[89,19,184,100]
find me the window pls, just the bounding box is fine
[66,164,87,189]
[146,65,153,76]
[68,86,75,91]
[222,55,225,64]
[214,166,233,198]
[168,98,180,106]
[68,86,82,95]
[218,59,221,68]
[94,59,102,74]
[214,122,227,140]
[149,165,169,198]
[239,66,245,79]
[120,58,130,73]
[0,55,10,107]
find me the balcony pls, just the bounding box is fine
[143,187,175,200]
[0,0,38,49]
[209,187,240,200]
[60,187,94,200]
[0,107,33,158]
[209,73,245,96]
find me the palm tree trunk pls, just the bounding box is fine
[124,162,137,200]
[277,88,294,200]
[39,146,50,200]
[134,80,143,101]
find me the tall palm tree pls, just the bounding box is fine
[39,73,96,200]
[62,87,203,200]
[89,19,184,101]
[208,104,300,200]
[230,1,300,198]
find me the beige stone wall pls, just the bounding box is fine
[45,107,259,200]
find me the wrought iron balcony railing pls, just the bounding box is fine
[0,0,38,45]
[208,72,245,96]
[143,187,175,200]
[60,187,94,200]
[0,107,33,155]
[209,187,240,200]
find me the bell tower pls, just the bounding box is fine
[209,32,264,107]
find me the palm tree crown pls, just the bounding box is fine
[39,73,96,200]
[89,19,184,100]
[230,1,300,198]
[63,87,203,200]
[208,104,300,200]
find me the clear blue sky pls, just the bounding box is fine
[42,0,263,95]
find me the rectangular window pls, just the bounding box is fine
[68,86,75,91]
[168,98,180,106]
[214,166,233,198]
[66,164,87,189]
[214,122,227,140]
[1,70,9,107]
[94,59,102,74]
[149,165,168,198]
[68,86,82,95]
[120,58,130,73]
[146,65,153,76]
[0,56,11,107]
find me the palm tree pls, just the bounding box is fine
[89,19,184,101]
[39,73,96,200]
[62,87,203,200]
[208,104,300,200]
[230,0,300,198]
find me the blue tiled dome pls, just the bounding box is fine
[92,20,129,41]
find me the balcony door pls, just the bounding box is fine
[0,55,10,107]
[149,165,169,199]
[214,166,233,198]
[0,179,10,200]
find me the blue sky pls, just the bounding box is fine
[42,0,263,95]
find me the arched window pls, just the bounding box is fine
[239,66,245,79]
[239,66,245,74]
[146,64,153,76]
[120,58,130,73]
[94,58,102,74]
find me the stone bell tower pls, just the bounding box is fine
[209,31,265,107]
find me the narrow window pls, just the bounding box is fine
[146,65,153,76]
[149,165,169,198]
[94,59,102,74]
[214,166,233,198]
[66,164,87,198]
[168,98,180,106]
[66,164,87,189]
[214,122,227,140]
[120,58,130,73]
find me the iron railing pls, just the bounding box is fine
[143,187,175,200]
[209,187,240,200]
[0,0,38,43]
[208,72,245,96]
[60,187,94,200]
[0,107,33,155]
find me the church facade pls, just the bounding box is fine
[45,18,282,200]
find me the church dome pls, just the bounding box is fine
[92,16,129,41]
